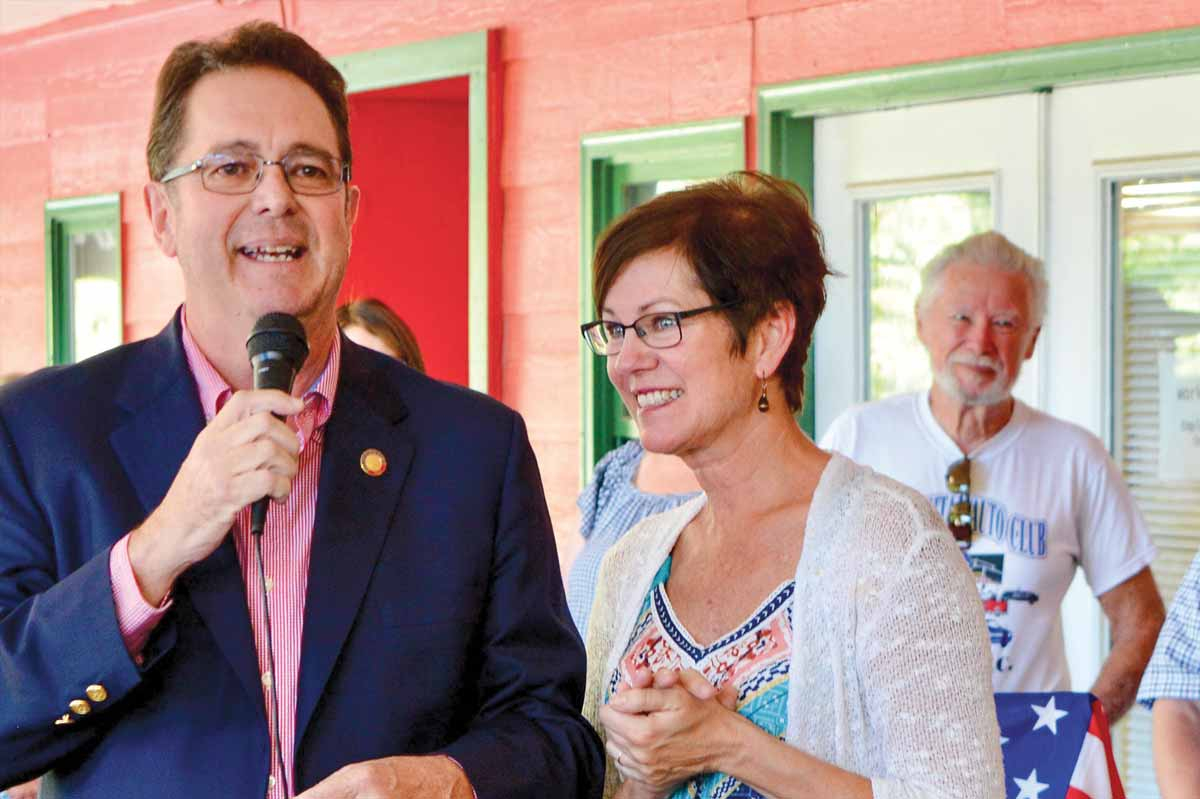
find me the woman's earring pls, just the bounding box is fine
[757,378,769,413]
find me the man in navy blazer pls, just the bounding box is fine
[0,21,603,799]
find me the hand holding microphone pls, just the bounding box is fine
[246,313,309,536]
[127,314,307,606]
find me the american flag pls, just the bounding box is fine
[995,692,1125,799]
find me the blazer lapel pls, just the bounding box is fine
[294,340,414,746]
[109,313,205,520]
[109,311,263,718]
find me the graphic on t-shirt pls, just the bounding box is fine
[946,505,1043,675]
[929,492,1048,559]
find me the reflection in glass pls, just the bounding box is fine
[865,191,992,399]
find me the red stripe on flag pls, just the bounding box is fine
[1089,699,1126,799]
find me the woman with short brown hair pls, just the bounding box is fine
[581,172,1003,799]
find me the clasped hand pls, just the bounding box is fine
[599,667,740,799]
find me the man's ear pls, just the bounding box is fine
[754,301,797,377]
[343,184,361,256]
[1025,325,1041,360]
[915,309,931,351]
[144,182,178,258]
[346,184,361,228]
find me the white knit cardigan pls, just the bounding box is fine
[583,453,1005,799]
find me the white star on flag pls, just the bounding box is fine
[1013,768,1050,799]
[1030,696,1069,734]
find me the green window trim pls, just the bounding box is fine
[757,26,1200,129]
[579,117,746,483]
[756,25,1200,440]
[331,29,497,394]
[44,193,123,366]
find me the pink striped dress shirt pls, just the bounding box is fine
[109,310,339,799]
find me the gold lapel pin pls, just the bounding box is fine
[360,448,387,477]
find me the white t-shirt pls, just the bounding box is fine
[820,392,1156,693]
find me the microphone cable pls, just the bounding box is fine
[244,312,307,798]
[253,529,292,799]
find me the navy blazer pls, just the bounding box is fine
[0,313,603,798]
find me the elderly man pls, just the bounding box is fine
[0,21,602,799]
[821,231,1164,721]
[1137,549,1200,798]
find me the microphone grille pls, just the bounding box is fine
[246,312,309,368]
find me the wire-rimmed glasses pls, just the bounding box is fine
[159,150,351,196]
[580,301,737,356]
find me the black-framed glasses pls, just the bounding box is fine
[945,456,974,546]
[159,151,351,196]
[580,301,737,356]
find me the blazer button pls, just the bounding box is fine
[86,684,108,702]
[68,699,91,715]
[54,713,75,726]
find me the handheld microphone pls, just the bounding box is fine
[245,312,309,536]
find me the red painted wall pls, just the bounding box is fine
[342,77,470,386]
[2,0,1199,567]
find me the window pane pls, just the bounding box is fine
[622,178,703,213]
[865,191,992,399]
[1112,174,1200,797]
[68,229,122,361]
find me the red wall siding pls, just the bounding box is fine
[2,0,1199,568]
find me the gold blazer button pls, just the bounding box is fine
[360,448,387,477]
[86,684,108,702]
[68,699,91,715]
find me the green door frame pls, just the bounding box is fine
[331,30,499,395]
[756,25,1200,437]
[579,118,746,482]
[44,192,123,366]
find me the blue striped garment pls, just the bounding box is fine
[1138,548,1200,706]
[566,441,699,636]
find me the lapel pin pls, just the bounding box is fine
[360,448,387,477]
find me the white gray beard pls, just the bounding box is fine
[932,364,1013,407]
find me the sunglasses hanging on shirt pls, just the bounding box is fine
[945,457,974,547]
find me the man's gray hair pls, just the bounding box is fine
[915,231,1048,326]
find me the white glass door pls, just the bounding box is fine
[1051,72,1200,799]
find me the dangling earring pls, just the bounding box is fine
[757,378,769,413]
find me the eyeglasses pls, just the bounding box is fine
[159,151,351,196]
[580,301,737,356]
[945,457,974,547]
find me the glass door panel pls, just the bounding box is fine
[1112,174,1200,799]
[864,190,992,399]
